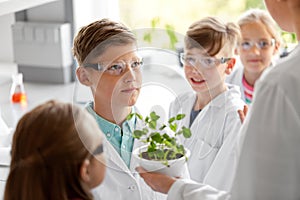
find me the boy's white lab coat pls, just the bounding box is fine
[169,84,244,191]
[91,117,167,200]
[166,44,300,200]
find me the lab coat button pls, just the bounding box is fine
[128,185,136,191]
[106,133,111,137]
[115,127,119,132]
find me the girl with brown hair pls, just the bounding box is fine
[4,100,106,200]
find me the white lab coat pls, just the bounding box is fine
[169,84,245,191]
[231,43,300,199]
[91,113,167,200]
[168,179,230,200]
[167,43,300,200]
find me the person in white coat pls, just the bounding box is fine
[137,0,300,199]
[73,19,165,200]
[171,17,245,191]
[226,9,281,105]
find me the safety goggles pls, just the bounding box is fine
[180,53,231,69]
[84,57,143,76]
[239,39,275,51]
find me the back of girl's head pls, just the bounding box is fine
[72,18,137,66]
[238,9,281,45]
[185,16,240,57]
[4,100,98,200]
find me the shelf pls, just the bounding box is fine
[0,0,57,16]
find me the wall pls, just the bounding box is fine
[72,0,119,33]
[0,13,15,63]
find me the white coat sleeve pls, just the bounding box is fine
[167,179,230,200]
[231,77,300,200]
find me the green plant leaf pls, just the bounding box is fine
[133,130,145,139]
[165,141,173,148]
[148,151,155,159]
[168,117,175,123]
[142,127,149,134]
[169,123,177,132]
[182,126,192,138]
[155,149,164,159]
[149,120,157,130]
[150,111,160,121]
[135,113,143,120]
[145,116,150,123]
[148,141,157,151]
[150,132,163,143]
[177,144,185,154]
[148,146,156,153]
[159,124,167,130]
[163,133,171,141]
[127,113,134,120]
[176,114,185,120]
[170,138,176,146]
[176,130,183,136]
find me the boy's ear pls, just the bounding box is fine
[80,159,91,183]
[76,67,92,86]
[225,58,236,75]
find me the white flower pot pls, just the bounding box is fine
[133,145,190,177]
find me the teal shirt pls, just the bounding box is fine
[85,102,135,168]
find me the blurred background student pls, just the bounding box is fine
[226,8,281,105]
[4,101,106,200]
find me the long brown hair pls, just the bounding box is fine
[4,101,96,200]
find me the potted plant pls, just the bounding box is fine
[128,111,191,177]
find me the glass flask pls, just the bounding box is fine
[10,73,27,103]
